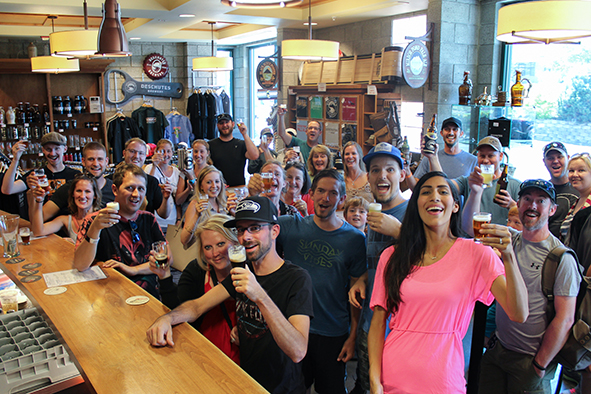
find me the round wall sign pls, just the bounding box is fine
[143,53,169,80]
[401,40,430,89]
[256,58,278,89]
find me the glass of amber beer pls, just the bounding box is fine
[473,212,491,242]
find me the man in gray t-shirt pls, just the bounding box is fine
[478,179,580,394]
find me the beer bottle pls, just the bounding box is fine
[334,151,344,176]
[423,114,438,155]
[401,136,411,164]
[511,71,525,107]
[494,163,509,205]
[458,71,472,105]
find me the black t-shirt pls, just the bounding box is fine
[209,138,247,187]
[76,210,164,298]
[24,165,80,191]
[550,182,579,238]
[50,177,115,216]
[221,261,313,394]
[145,174,163,214]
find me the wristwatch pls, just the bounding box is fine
[85,234,99,244]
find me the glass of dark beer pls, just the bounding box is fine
[152,241,169,268]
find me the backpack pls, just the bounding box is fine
[542,246,591,371]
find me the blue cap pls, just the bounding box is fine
[363,142,404,169]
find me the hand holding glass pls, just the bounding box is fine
[473,212,492,242]
[261,173,273,194]
[480,165,494,188]
[152,241,169,268]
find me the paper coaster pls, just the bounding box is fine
[5,258,25,265]
[22,263,42,269]
[44,287,67,295]
[126,296,149,306]
[18,269,39,276]
[20,275,41,283]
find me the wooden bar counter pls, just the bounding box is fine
[0,229,267,393]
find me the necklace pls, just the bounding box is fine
[348,170,363,186]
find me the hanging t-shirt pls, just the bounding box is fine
[131,106,169,144]
[164,113,193,146]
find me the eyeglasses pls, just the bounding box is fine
[129,220,141,244]
[126,149,146,156]
[232,223,271,236]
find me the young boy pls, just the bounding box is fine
[343,197,369,233]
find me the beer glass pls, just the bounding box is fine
[152,241,169,268]
[480,165,494,188]
[19,227,30,245]
[368,203,382,213]
[473,212,492,242]
[0,215,20,258]
[228,244,247,269]
[261,173,273,194]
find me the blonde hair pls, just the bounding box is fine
[342,141,365,177]
[508,206,519,218]
[192,139,212,165]
[307,144,333,177]
[156,138,173,150]
[193,214,238,271]
[192,165,227,210]
[569,154,591,173]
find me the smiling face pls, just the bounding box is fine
[192,142,209,169]
[123,141,147,166]
[344,206,367,231]
[113,173,147,216]
[417,176,459,230]
[310,176,345,219]
[568,158,591,193]
[517,189,556,232]
[286,166,304,196]
[440,124,463,149]
[306,121,321,144]
[312,152,329,172]
[262,163,285,198]
[42,143,66,167]
[200,229,232,272]
[344,145,360,171]
[236,220,277,263]
[72,179,95,211]
[157,142,173,165]
[544,150,568,182]
[217,120,235,138]
[200,171,222,198]
[368,156,405,210]
[82,149,108,178]
[476,146,503,172]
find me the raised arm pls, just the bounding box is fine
[461,167,484,237]
[239,124,260,161]
[27,190,65,236]
[276,107,293,146]
[1,141,27,195]
[73,208,120,271]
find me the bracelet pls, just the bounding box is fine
[85,234,99,244]
[532,358,546,371]
[184,227,194,235]
[188,179,195,185]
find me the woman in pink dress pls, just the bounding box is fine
[368,171,528,393]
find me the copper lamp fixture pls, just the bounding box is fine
[96,0,132,57]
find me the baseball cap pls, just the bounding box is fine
[442,117,462,130]
[224,196,279,228]
[518,179,556,203]
[362,142,404,169]
[40,132,67,147]
[477,136,502,152]
[543,141,568,158]
[286,128,297,137]
[217,113,233,123]
[260,128,273,138]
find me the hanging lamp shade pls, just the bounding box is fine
[282,39,339,61]
[497,1,591,44]
[96,0,131,57]
[192,56,233,71]
[31,56,80,73]
[50,30,98,57]
[220,0,302,7]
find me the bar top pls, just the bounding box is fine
[0,219,267,394]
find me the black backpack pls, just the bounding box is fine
[542,246,591,371]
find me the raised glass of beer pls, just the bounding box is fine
[480,164,494,188]
[473,212,492,242]
[261,173,273,194]
[228,244,247,269]
[152,241,169,268]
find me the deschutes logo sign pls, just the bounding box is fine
[402,39,430,89]
[256,58,278,89]
[143,53,169,80]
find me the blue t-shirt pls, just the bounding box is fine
[414,150,477,180]
[277,215,367,337]
[360,201,408,333]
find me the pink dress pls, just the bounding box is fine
[370,238,504,393]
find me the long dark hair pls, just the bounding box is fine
[67,174,101,215]
[384,171,462,314]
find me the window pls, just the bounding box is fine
[214,49,233,114]
[392,15,427,46]
[249,43,277,148]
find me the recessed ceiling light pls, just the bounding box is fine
[303,22,317,26]
[179,14,195,18]
[129,37,141,40]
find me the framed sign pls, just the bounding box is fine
[402,39,430,88]
[143,53,169,81]
[256,58,278,89]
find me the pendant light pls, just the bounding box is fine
[281,0,339,61]
[32,17,80,73]
[221,0,302,7]
[96,0,132,57]
[192,22,233,72]
[497,0,591,44]
[50,0,98,58]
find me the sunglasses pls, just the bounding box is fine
[129,220,140,244]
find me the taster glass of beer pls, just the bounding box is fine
[473,212,492,242]
[19,227,30,245]
[0,290,19,314]
[480,165,494,188]
[152,241,169,268]
[261,173,273,194]
[228,244,247,268]
[368,203,382,213]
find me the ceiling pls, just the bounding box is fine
[0,0,427,46]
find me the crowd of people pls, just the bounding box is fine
[2,111,589,394]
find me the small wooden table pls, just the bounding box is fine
[0,226,267,393]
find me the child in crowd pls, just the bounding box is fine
[343,197,369,233]
[506,205,523,231]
